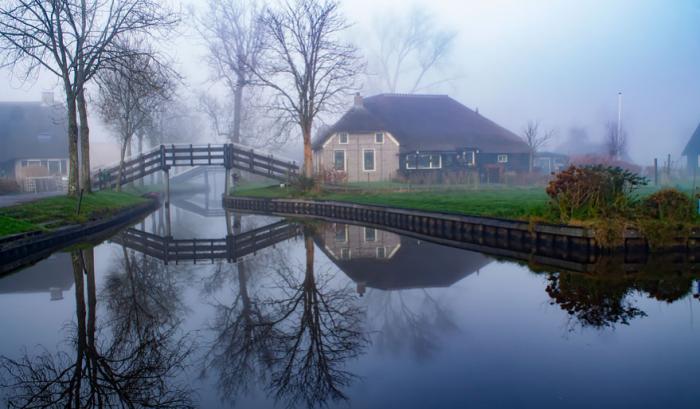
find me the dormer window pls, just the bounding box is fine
[338,133,348,144]
[375,132,384,144]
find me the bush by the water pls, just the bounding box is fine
[546,165,647,222]
[641,188,695,222]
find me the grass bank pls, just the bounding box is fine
[0,191,149,237]
[232,185,553,221]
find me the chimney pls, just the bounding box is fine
[41,91,54,105]
[353,92,363,108]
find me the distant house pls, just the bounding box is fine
[0,93,68,192]
[315,223,492,296]
[533,151,569,174]
[312,93,530,183]
[682,123,700,173]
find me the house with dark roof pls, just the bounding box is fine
[315,223,492,295]
[682,123,700,172]
[0,93,68,192]
[312,93,530,183]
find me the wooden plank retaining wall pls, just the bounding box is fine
[223,196,700,259]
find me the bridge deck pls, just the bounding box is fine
[94,144,299,190]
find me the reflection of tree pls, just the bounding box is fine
[204,219,369,408]
[103,246,185,342]
[0,248,193,408]
[264,229,368,408]
[366,289,456,360]
[203,258,277,405]
[546,273,646,330]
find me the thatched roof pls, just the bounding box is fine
[313,94,529,154]
[0,102,68,163]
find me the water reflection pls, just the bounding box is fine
[203,225,368,408]
[0,248,195,408]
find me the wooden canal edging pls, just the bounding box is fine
[223,196,700,262]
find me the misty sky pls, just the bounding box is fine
[2,0,700,165]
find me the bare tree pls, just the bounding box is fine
[252,0,363,178]
[0,0,178,195]
[605,120,627,160]
[95,43,176,191]
[197,0,264,144]
[522,120,556,172]
[369,6,456,93]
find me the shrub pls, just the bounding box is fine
[317,166,347,185]
[546,165,647,221]
[641,188,694,222]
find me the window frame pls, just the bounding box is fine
[334,224,348,243]
[363,149,376,172]
[333,150,346,172]
[405,153,442,170]
[376,247,386,258]
[340,248,351,260]
[338,132,349,144]
[364,227,377,242]
[497,154,509,163]
[375,132,385,144]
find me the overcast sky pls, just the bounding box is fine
[2,0,700,165]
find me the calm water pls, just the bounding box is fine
[1,188,699,409]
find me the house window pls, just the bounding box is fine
[375,132,384,144]
[26,160,42,167]
[48,160,61,175]
[376,247,386,258]
[340,248,351,260]
[497,154,509,163]
[338,133,348,144]
[363,149,375,171]
[406,153,442,169]
[465,151,476,166]
[364,228,376,242]
[333,150,346,171]
[335,224,348,243]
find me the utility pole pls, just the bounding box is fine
[617,92,623,160]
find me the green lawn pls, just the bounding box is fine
[232,185,553,221]
[0,191,149,237]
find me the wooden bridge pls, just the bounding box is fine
[93,143,299,191]
[111,220,302,264]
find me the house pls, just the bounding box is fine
[312,93,530,183]
[315,223,492,295]
[682,122,700,173]
[533,151,569,174]
[0,93,68,192]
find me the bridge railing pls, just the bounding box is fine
[93,143,300,190]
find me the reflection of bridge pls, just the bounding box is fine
[112,220,302,264]
[93,143,299,192]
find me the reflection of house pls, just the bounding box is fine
[316,223,493,295]
[0,93,68,192]
[534,151,569,174]
[312,93,530,183]
[0,253,73,301]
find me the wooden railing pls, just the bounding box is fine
[111,220,302,263]
[93,143,299,190]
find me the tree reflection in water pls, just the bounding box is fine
[0,248,194,408]
[366,290,457,360]
[204,225,368,409]
[546,269,697,331]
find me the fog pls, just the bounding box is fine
[2,0,700,166]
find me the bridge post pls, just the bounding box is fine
[164,202,172,238]
[224,144,233,195]
[163,166,171,206]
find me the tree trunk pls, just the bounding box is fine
[77,88,91,192]
[66,91,80,196]
[303,125,313,178]
[117,138,128,192]
[233,79,244,144]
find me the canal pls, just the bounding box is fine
[1,187,699,408]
